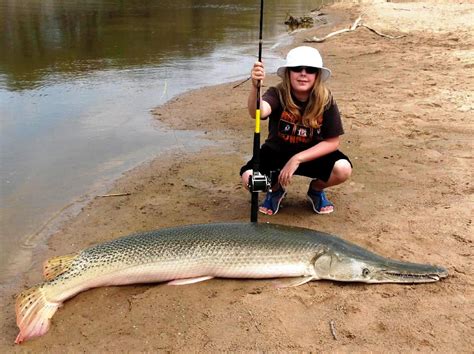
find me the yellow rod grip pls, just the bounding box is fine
[255,109,261,133]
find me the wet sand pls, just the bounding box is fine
[2,0,473,351]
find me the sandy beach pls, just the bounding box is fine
[2,0,473,351]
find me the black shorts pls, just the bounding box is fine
[240,144,352,182]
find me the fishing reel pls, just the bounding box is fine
[248,170,279,193]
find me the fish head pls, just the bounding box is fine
[313,250,448,283]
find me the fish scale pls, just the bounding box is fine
[80,223,317,270]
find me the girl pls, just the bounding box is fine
[240,46,352,215]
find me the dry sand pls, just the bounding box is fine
[2,0,473,351]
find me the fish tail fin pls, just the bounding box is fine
[15,285,61,344]
[43,253,78,281]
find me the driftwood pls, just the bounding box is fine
[305,16,405,42]
[97,192,131,198]
[360,24,405,39]
[232,16,404,90]
[285,14,314,29]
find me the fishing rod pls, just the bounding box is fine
[249,0,271,222]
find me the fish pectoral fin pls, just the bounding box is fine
[166,276,214,286]
[273,276,315,288]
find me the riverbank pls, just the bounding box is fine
[2,0,473,351]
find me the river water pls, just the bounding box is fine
[0,0,321,283]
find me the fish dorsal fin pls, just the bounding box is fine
[166,276,214,286]
[42,253,78,281]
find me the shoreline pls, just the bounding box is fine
[2,0,473,351]
[0,10,311,291]
[0,1,305,289]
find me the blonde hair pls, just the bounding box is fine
[276,69,332,129]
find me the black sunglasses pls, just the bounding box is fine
[289,66,319,74]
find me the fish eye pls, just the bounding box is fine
[362,268,370,277]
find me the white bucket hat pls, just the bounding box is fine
[276,46,331,81]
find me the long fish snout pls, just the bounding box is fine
[372,262,449,283]
[313,251,448,284]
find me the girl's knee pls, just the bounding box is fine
[333,159,352,181]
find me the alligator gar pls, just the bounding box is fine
[15,222,447,344]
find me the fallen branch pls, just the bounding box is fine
[98,192,131,198]
[360,24,405,39]
[350,16,363,30]
[305,16,405,42]
[305,16,361,42]
[233,76,251,89]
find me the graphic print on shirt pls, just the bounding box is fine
[278,111,316,144]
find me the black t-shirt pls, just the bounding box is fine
[262,87,344,153]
